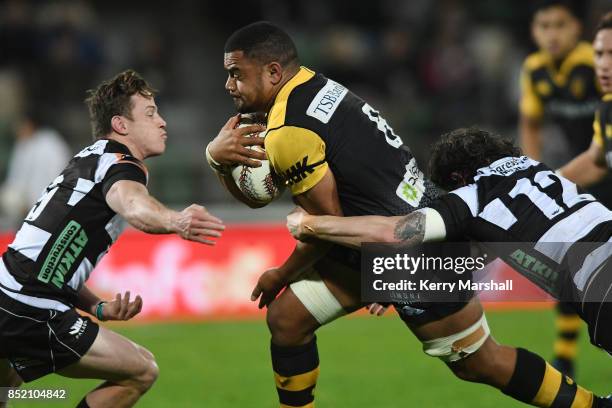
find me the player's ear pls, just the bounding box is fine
[111,115,128,136]
[450,171,468,188]
[573,18,582,36]
[267,62,283,86]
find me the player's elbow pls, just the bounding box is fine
[120,198,141,223]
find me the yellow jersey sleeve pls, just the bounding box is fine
[592,110,603,147]
[265,126,328,196]
[519,64,544,119]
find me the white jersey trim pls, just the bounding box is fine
[573,239,612,291]
[67,178,96,206]
[474,156,538,181]
[535,202,612,262]
[67,257,93,291]
[479,198,518,230]
[0,260,70,312]
[449,184,479,217]
[94,153,120,183]
[8,222,52,262]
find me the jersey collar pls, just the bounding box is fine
[268,66,315,128]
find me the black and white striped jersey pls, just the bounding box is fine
[0,139,147,310]
[430,156,612,297]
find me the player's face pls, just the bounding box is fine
[224,51,274,113]
[532,6,580,60]
[594,29,612,94]
[125,94,167,159]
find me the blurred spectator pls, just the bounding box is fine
[518,1,599,163]
[0,107,70,226]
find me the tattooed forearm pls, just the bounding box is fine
[393,211,425,244]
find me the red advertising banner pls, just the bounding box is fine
[0,226,552,320]
[0,225,296,320]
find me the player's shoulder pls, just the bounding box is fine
[522,50,549,72]
[267,66,320,130]
[565,41,594,68]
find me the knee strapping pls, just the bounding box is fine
[422,314,490,362]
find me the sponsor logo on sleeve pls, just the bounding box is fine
[396,158,425,207]
[281,156,326,186]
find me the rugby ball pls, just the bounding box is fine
[231,115,284,205]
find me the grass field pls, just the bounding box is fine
[11,308,611,408]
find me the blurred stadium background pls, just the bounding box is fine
[0,0,611,407]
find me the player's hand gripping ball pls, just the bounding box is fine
[231,113,284,205]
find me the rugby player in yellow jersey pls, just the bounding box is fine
[206,21,606,408]
[520,0,600,161]
[560,12,612,186]
[519,0,602,376]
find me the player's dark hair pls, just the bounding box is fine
[224,21,299,68]
[85,69,157,140]
[429,127,522,191]
[595,11,612,35]
[531,0,577,19]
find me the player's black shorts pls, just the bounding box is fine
[0,290,99,382]
[577,254,612,354]
[325,245,474,325]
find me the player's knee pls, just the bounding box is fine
[131,349,159,394]
[448,352,494,383]
[423,314,493,383]
[266,301,291,337]
[266,302,308,345]
[447,341,507,386]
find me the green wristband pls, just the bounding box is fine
[95,301,107,321]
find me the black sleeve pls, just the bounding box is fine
[101,159,147,197]
[429,192,475,240]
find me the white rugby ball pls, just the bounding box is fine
[231,128,284,205]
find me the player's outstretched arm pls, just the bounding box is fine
[558,141,608,187]
[288,207,447,248]
[105,179,225,245]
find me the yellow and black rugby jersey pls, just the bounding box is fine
[264,66,441,217]
[593,94,612,169]
[520,42,601,155]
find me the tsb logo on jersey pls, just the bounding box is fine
[307,79,348,124]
